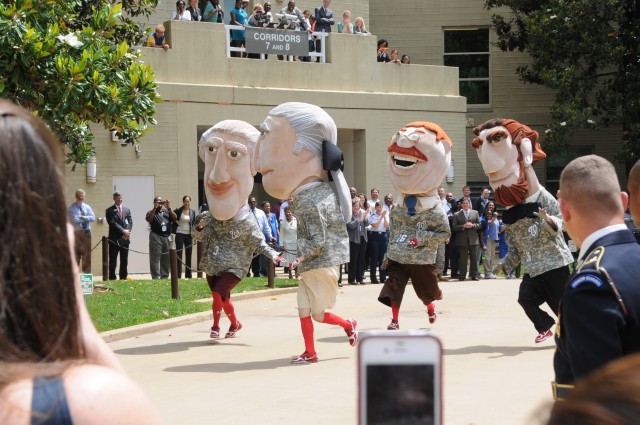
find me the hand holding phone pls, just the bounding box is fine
[358,332,442,425]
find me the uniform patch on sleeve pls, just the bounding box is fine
[570,273,605,289]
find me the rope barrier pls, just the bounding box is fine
[101,236,296,275]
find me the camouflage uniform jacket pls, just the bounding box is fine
[502,188,573,277]
[386,201,451,265]
[290,182,349,273]
[193,209,278,279]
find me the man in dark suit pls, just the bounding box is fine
[314,0,334,57]
[106,191,133,280]
[552,155,640,399]
[474,187,491,217]
[461,185,475,208]
[452,198,482,280]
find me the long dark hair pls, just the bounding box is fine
[0,100,83,379]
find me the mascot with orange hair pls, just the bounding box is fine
[472,118,573,344]
[378,122,452,330]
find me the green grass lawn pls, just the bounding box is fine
[86,277,298,332]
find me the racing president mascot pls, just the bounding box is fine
[254,102,358,365]
[378,122,452,330]
[472,118,573,344]
[194,120,284,341]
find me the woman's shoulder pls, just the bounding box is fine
[64,365,163,424]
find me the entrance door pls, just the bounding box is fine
[112,176,155,274]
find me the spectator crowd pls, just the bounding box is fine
[147,0,413,65]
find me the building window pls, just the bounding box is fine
[443,28,490,106]
[545,146,594,195]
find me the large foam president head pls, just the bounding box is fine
[198,120,259,220]
[387,122,452,196]
[254,102,351,221]
[472,118,546,206]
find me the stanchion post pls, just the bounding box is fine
[268,258,275,288]
[197,241,203,278]
[102,236,109,281]
[170,248,179,299]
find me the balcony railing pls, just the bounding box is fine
[224,25,328,63]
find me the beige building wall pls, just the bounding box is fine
[370,0,625,189]
[63,18,466,275]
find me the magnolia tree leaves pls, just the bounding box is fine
[0,0,161,166]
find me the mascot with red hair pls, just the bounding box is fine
[472,118,573,344]
[378,122,452,330]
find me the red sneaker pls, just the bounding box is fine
[345,319,358,347]
[225,321,243,338]
[210,326,220,339]
[535,329,553,343]
[290,351,318,364]
[427,303,437,324]
[387,320,399,330]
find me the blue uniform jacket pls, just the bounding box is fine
[554,229,640,383]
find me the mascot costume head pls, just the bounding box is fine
[471,118,546,207]
[254,102,351,221]
[198,120,260,220]
[387,121,452,196]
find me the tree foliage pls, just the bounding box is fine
[485,0,640,168]
[0,0,161,166]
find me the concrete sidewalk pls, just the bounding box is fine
[106,278,555,425]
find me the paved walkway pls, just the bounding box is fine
[106,278,556,425]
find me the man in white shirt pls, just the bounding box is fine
[368,187,381,210]
[438,186,450,213]
[249,196,273,277]
[436,186,450,279]
[368,201,389,283]
[67,189,96,273]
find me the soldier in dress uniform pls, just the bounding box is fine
[552,155,640,400]
[472,118,574,344]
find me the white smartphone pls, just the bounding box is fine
[358,331,442,425]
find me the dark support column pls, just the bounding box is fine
[102,236,109,281]
[268,258,275,289]
[170,248,179,299]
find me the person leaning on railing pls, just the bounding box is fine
[229,0,248,57]
[147,24,170,50]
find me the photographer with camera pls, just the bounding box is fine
[377,39,391,62]
[278,1,307,30]
[145,196,177,279]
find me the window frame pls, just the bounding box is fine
[443,27,491,110]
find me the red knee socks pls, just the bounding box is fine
[391,302,400,322]
[212,292,223,328]
[322,312,349,329]
[222,298,238,326]
[300,316,315,355]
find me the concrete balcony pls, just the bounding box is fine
[141,20,463,111]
